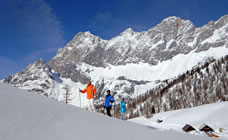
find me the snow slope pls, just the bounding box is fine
[131,102,228,139]
[0,83,212,140]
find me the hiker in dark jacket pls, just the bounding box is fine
[104,90,114,117]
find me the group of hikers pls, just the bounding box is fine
[79,80,126,120]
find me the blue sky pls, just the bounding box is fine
[0,0,228,79]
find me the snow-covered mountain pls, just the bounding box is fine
[0,83,212,140]
[2,59,57,97]
[131,101,228,139]
[1,59,88,107]
[49,15,228,68]
[2,15,228,109]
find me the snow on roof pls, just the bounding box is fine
[199,124,214,132]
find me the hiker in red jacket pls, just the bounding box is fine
[80,80,97,112]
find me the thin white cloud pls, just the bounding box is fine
[0,0,66,78]
[10,0,65,48]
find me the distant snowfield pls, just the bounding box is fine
[81,47,228,81]
[131,101,228,139]
[0,83,211,140]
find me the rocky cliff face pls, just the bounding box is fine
[48,16,228,84]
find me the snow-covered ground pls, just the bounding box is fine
[0,82,212,140]
[53,78,88,107]
[131,102,228,139]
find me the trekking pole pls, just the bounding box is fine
[79,88,81,108]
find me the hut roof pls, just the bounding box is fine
[182,124,196,132]
[199,124,214,132]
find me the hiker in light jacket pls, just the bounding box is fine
[120,98,126,120]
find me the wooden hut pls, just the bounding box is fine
[199,124,214,132]
[182,124,196,132]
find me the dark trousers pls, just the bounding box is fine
[106,106,112,117]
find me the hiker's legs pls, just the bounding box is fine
[106,106,112,117]
[121,112,126,120]
[90,98,96,112]
[87,99,92,111]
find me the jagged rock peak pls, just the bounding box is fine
[214,15,228,28]
[72,31,101,40]
[25,58,51,74]
[123,28,134,33]
[118,28,136,37]
[34,58,46,65]
[30,58,47,67]
[163,16,181,21]
[158,16,194,27]
[217,15,228,23]
[1,58,55,96]
[63,31,105,50]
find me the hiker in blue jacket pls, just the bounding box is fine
[120,98,126,120]
[104,90,114,117]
